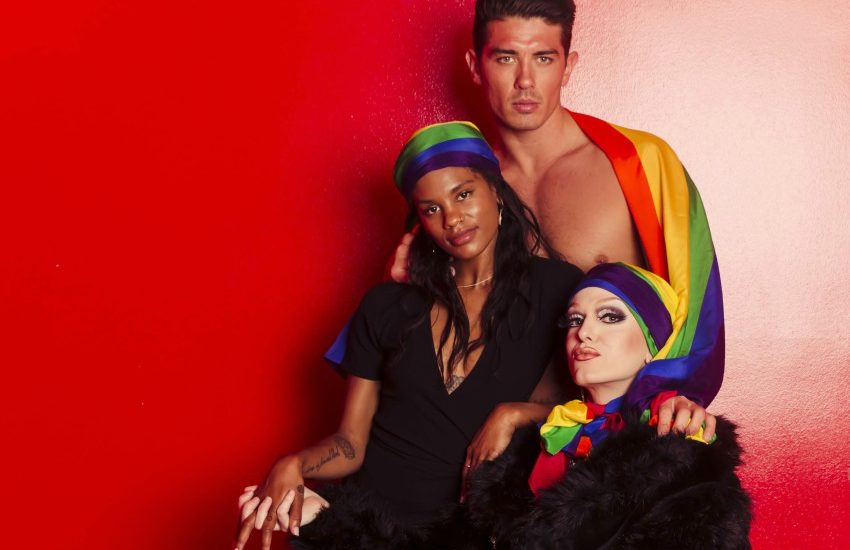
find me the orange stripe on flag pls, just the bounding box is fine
[569,112,669,280]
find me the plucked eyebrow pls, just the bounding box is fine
[415,179,476,205]
[567,297,628,313]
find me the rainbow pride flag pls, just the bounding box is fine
[570,112,724,409]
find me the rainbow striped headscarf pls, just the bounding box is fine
[392,121,500,199]
[571,263,676,359]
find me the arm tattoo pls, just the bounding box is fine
[302,436,357,474]
[334,435,356,460]
[302,446,339,474]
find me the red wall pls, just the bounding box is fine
[2,1,848,549]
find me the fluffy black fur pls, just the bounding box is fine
[295,481,427,549]
[463,415,752,549]
[295,480,488,549]
[296,417,751,549]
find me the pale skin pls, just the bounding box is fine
[564,286,715,443]
[391,16,714,474]
[236,167,509,549]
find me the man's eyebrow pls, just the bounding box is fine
[488,48,560,57]
[489,48,518,56]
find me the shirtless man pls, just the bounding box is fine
[466,1,640,273]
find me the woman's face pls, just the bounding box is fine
[410,167,501,262]
[565,287,653,401]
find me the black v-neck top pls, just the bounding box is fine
[339,257,582,524]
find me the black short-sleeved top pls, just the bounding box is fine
[339,257,582,524]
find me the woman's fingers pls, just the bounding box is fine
[234,510,256,550]
[238,490,255,508]
[685,407,706,436]
[703,413,717,442]
[241,496,260,522]
[243,485,258,492]
[276,489,295,534]
[289,485,305,536]
[656,399,674,435]
[254,496,273,529]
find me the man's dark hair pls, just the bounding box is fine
[473,0,577,55]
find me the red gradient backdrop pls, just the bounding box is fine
[2,1,848,549]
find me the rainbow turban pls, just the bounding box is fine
[537,263,710,466]
[392,121,500,199]
[571,263,677,360]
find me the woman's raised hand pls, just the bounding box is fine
[235,456,307,550]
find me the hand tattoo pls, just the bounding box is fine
[296,484,304,495]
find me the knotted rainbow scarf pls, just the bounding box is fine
[392,121,500,199]
[570,112,725,410]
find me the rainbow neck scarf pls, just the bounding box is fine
[539,397,625,458]
[570,111,725,411]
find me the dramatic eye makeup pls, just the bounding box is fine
[558,302,629,328]
[598,306,627,324]
[558,310,583,328]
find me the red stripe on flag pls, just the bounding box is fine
[570,111,669,280]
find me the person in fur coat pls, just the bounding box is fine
[458,262,752,549]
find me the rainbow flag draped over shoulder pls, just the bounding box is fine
[570,111,724,408]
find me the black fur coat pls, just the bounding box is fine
[297,416,751,549]
[460,414,752,549]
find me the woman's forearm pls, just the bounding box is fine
[293,431,366,481]
[501,401,556,428]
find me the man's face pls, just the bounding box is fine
[467,17,576,132]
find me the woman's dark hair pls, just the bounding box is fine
[405,169,560,383]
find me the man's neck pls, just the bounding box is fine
[495,107,585,178]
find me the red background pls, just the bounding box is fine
[2,1,848,548]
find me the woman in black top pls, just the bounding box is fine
[234,121,582,549]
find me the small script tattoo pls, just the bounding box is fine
[296,484,304,495]
[335,435,356,460]
[445,374,465,394]
[302,436,357,474]
[302,446,339,475]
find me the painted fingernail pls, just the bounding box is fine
[292,525,300,536]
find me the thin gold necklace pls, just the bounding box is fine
[455,274,494,289]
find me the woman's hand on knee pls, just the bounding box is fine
[461,403,518,500]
